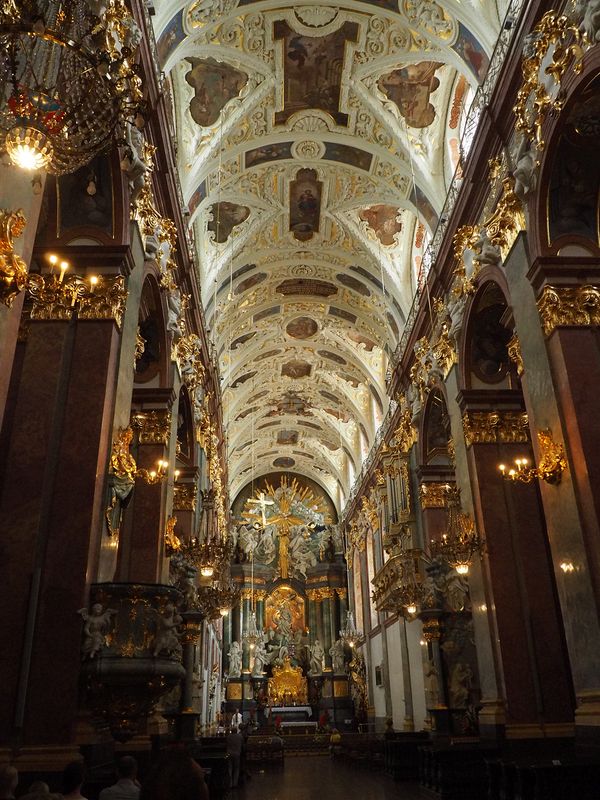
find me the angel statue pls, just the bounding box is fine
[152,603,182,658]
[78,603,116,659]
[228,640,242,678]
[329,638,347,674]
[309,639,325,676]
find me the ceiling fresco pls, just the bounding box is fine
[152,0,502,508]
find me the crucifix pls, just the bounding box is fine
[265,492,305,580]
[246,491,274,528]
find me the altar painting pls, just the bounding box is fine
[265,585,305,637]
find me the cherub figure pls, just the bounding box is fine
[78,603,116,659]
[153,603,182,658]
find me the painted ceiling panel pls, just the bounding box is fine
[153,0,499,507]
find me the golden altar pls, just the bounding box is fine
[268,657,308,705]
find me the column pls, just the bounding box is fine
[336,588,348,639]
[117,391,176,584]
[0,168,46,430]
[316,594,325,644]
[242,592,251,671]
[0,281,126,752]
[459,392,574,738]
[308,597,318,645]
[507,244,600,736]
[179,611,203,740]
[256,591,265,631]
[322,592,334,667]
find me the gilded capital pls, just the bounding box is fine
[28,274,127,328]
[422,617,441,641]
[419,482,449,510]
[173,483,198,512]
[132,410,172,445]
[463,410,529,446]
[537,285,600,337]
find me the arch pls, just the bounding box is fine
[135,273,169,387]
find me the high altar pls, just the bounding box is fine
[223,474,354,726]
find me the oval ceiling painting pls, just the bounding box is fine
[286,316,319,339]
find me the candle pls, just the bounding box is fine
[89,275,98,293]
[59,261,68,283]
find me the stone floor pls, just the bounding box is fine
[233,756,424,799]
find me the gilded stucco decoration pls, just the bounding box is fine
[152,0,498,504]
[537,285,600,337]
[0,208,27,307]
[462,410,529,446]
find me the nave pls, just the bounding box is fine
[234,756,421,800]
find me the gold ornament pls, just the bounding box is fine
[0,208,27,307]
[537,285,600,337]
[463,410,529,446]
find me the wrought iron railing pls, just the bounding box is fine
[386,0,527,384]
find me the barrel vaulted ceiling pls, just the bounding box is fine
[152,0,503,508]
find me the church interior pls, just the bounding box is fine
[1,0,600,797]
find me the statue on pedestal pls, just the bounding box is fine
[252,636,269,677]
[228,640,242,678]
[329,638,347,674]
[308,639,324,676]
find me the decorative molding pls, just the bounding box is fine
[132,410,172,445]
[28,274,127,328]
[514,10,584,151]
[306,587,335,602]
[537,285,600,337]
[462,410,529,446]
[419,482,449,509]
[0,208,27,307]
[173,483,198,512]
[507,333,524,375]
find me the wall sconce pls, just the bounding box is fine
[137,459,169,485]
[498,429,567,486]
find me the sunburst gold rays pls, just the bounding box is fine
[241,475,330,525]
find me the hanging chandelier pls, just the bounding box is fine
[180,488,230,577]
[0,0,143,174]
[339,610,363,649]
[430,486,481,575]
[243,609,261,651]
[196,575,239,620]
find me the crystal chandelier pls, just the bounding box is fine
[0,1,143,174]
[430,486,481,575]
[243,609,261,651]
[339,610,363,649]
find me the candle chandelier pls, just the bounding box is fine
[430,486,481,576]
[181,489,230,578]
[339,610,363,649]
[0,0,143,174]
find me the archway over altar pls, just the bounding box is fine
[224,473,355,728]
